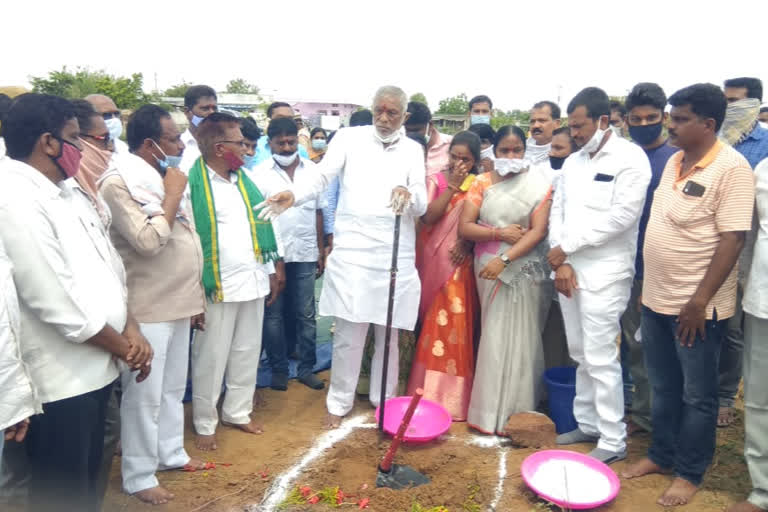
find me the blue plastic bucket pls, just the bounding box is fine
[544,367,578,434]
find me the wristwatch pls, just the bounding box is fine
[499,253,511,266]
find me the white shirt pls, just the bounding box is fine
[549,132,651,291]
[744,158,768,319]
[180,128,201,175]
[0,160,126,403]
[194,165,282,303]
[291,126,427,329]
[252,157,326,263]
[113,138,129,154]
[0,137,6,162]
[0,237,40,431]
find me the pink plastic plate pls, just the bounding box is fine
[374,396,452,443]
[521,450,620,509]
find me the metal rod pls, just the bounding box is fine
[378,214,402,433]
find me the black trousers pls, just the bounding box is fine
[26,381,115,512]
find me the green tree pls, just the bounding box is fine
[491,109,531,130]
[163,82,191,97]
[436,93,468,115]
[409,92,428,108]
[225,78,261,96]
[30,67,152,109]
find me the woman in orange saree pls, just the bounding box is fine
[407,131,481,421]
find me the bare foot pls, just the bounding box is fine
[621,457,671,479]
[325,413,343,429]
[627,420,648,436]
[726,501,766,512]
[718,407,737,427]
[658,477,699,507]
[195,434,218,451]
[134,485,175,505]
[183,457,208,470]
[223,419,264,434]
[253,389,267,408]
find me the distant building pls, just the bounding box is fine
[432,114,468,135]
[286,99,361,129]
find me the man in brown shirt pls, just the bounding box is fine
[623,84,755,507]
[100,105,207,505]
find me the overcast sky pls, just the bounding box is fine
[4,0,768,112]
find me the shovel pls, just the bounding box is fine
[376,388,430,490]
[378,214,401,434]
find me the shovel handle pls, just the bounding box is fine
[380,389,423,472]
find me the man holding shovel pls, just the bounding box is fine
[257,85,427,428]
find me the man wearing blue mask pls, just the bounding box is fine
[100,104,208,505]
[240,117,262,170]
[468,95,493,126]
[86,94,128,154]
[180,85,218,174]
[253,102,309,165]
[620,83,679,437]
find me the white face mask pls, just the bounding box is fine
[191,114,205,127]
[105,117,123,143]
[495,157,528,177]
[273,152,298,167]
[480,145,495,161]
[374,128,400,144]
[582,116,608,154]
[609,124,623,138]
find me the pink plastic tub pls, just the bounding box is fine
[521,450,621,509]
[374,396,452,443]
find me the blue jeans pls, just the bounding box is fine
[642,306,726,485]
[263,262,317,378]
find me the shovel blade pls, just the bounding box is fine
[376,463,430,490]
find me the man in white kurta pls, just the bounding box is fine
[548,88,651,464]
[259,87,427,426]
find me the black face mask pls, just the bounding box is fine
[628,122,664,146]
[549,155,567,170]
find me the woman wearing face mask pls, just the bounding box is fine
[309,127,328,163]
[406,131,481,421]
[458,125,553,435]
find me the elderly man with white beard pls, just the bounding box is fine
[257,85,427,428]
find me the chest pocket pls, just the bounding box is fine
[585,174,615,211]
[664,179,714,227]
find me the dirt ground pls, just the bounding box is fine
[102,371,750,512]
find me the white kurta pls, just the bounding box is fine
[293,126,427,330]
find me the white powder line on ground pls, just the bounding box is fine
[253,415,371,511]
[489,447,508,511]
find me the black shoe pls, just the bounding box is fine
[298,374,325,390]
[270,373,288,391]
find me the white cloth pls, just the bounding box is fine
[113,138,129,155]
[179,129,201,175]
[526,138,551,165]
[0,160,125,403]
[292,125,427,330]
[0,238,40,431]
[191,299,264,435]
[251,157,326,263]
[559,279,631,452]
[326,319,399,417]
[120,318,190,494]
[191,166,282,303]
[0,138,6,162]
[744,158,768,319]
[529,158,559,186]
[549,132,651,291]
[99,153,191,221]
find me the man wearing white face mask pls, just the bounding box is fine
[99,104,207,504]
[179,85,218,174]
[527,101,562,184]
[86,94,129,154]
[256,85,427,429]
[547,87,651,464]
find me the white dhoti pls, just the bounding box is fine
[326,319,399,417]
[120,318,190,494]
[191,299,264,435]
[559,278,631,452]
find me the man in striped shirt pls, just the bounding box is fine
[623,83,755,508]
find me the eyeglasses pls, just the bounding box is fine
[102,111,121,120]
[81,133,112,143]
[216,140,247,148]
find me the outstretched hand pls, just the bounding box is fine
[389,186,411,215]
[255,190,296,221]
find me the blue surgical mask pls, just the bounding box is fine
[243,153,258,169]
[152,140,183,170]
[471,114,491,125]
[312,139,327,151]
[191,114,205,127]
